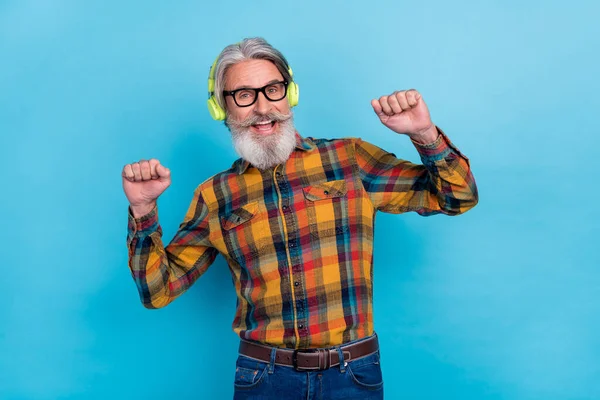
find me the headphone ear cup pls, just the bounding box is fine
[207,97,226,121]
[287,82,299,107]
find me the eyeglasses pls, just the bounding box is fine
[223,81,289,107]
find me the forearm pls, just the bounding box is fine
[127,205,174,308]
[126,197,218,308]
[127,207,208,308]
[355,127,478,215]
[412,128,478,215]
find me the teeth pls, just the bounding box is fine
[256,121,272,126]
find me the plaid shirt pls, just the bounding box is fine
[127,127,478,349]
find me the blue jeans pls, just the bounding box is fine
[233,335,384,400]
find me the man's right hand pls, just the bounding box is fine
[122,159,171,218]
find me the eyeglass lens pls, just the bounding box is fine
[234,82,286,106]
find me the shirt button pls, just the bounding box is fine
[299,324,304,329]
[289,242,296,248]
[294,281,299,287]
[282,205,288,210]
[324,190,329,195]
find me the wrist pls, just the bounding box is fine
[130,202,156,219]
[410,124,438,145]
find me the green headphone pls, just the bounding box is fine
[207,57,300,121]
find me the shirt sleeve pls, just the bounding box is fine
[353,127,479,216]
[126,188,218,309]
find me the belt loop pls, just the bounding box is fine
[336,346,347,373]
[268,347,277,374]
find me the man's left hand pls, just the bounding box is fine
[371,89,438,144]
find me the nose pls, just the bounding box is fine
[254,91,271,114]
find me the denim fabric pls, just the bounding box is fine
[232,338,384,399]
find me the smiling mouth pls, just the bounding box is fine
[251,120,277,134]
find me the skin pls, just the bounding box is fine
[122,60,438,217]
[371,90,439,144]
[225,59,291,136]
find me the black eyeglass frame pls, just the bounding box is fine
[223,81,289,107]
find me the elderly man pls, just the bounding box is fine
[122,37,478,399]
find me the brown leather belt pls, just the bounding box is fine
[238,334,379,371]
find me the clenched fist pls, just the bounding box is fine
[371,89,438,144]
[122,159,171,218]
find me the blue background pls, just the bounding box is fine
[1,0,599,399]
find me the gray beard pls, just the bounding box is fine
[228,114,297,171]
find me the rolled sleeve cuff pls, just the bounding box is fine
[127,205,159,237]
[412,126,468,165]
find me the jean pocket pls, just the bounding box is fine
[233,356,269,390]
[346,352,383,390]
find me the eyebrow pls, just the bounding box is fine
[230,79,282,92]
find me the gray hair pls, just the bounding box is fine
[212,37,292,112]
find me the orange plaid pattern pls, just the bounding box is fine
[127,128,478,348]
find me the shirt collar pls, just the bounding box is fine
[234,132,315,175]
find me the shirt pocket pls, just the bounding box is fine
[221,202,259,231]
[302,179,349,239]
[220,201,270,259]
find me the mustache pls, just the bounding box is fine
[229,111,292,128]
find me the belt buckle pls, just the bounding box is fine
[292,349,318,372]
